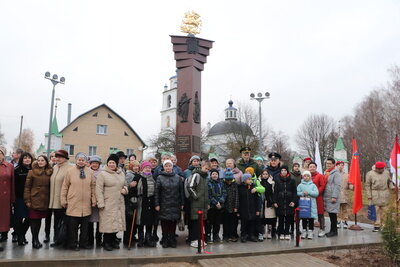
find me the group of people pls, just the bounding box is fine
[0,144,395,252]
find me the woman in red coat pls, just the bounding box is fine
[0,146,15,251]
[309,162,326,237]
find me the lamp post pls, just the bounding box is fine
[250,92,270,155]
[45,72,65,157]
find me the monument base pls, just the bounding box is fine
[349,224,364,231]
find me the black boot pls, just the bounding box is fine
[162,234,169,248]
[170,233,177,248]
[12,232,18,243]
[103,234,113,251]
[31,220,42,249]
[137,232,144,247]
[145,232,156,247]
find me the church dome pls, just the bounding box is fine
[208,120,253,137]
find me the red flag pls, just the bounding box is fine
[348,138,363,214]
[389,135,400,184]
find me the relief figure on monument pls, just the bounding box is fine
[177,93,191,122]
[193,91,200,124]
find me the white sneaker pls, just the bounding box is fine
[279,235,285,240]
[343,221,348,229]
[300,231,307,239]
[318,230,325,237]
[337,221,342,229]
[190,240,198,248]
[285,235,291,240]
[267,232,272,239]
[307,230,314,239]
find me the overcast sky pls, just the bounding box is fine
[1,0,400,154]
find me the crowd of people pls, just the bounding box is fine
[0,144,395,252]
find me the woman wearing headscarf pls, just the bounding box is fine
[96,154,128,251]
[14,152,33,246]
[24,155,53,249]
[61,152,96,250]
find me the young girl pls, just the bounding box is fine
[297,170,319,239]
[260,170,277,239]
[206,169,226,243]
[237,174,261,243]
[273,166,297,240]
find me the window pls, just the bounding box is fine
[97,124,107,135]
[108,113,113,119]
[73,127,78,132]
[64,144,74,155]
[126,149,134,156]
[92,112,98,117]
[124,131,129,136]
[109,147,118,154]
[167,95,172,108]
[89,146,97,156]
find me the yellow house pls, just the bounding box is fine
[60,104,146,163]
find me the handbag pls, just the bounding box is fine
[299,197,312,218]
[55,215,68,245]
[368,204,377,221]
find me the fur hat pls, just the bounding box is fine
[107,154,119,164]
[302,170,311,177]
[224,168,234,180]
[189,155,201,164]
[245,167,255,176]
[75,152,88,161]
[55,149,69,160]
[241,173,252,183]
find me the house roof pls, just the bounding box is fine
[59,104,146,147]
[335,137,346,151]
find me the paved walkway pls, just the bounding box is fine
[198,253,337,267]
[0,220,380,266]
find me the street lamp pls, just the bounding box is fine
[250,92,271,155]
[44,72,65,157]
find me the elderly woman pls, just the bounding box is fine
[61,152,96,250]
[88,155,103,247]
[0,146,15,252]
[96,154,128,251]
[14,152,34,246]
[24,155,53,249]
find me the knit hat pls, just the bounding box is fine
[140,161,152,171]
[55,149,69,160]
[0,145,6,156]
[116,151,127,159]
[75,152,88,161]
[89,155,102,163]
[163,159,173,167]
[245,167,255,176]
[189,155,201,164]
[107,154,119,164]
[209,169,220,178]
[280,165,289,172]
[241,173,252,183]
[302,170,311,177]
[224,168,234,180]
[375,161,386,169]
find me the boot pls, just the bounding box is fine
[31,220,42,249]
[170,233,177,248]
[145,232,156,247]
[137,232,144,247]
[162,234,169,248]
[103,234,113,251]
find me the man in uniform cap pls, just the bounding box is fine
[266,152,282,181]
[237,147,261,177]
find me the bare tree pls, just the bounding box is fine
[13,128,34,154]
[296,114,338,161]
[147,128,176,162]
[0,123,6,145]
[269,130,294,164]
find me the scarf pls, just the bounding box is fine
[77,165,86,179]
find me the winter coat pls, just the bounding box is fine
[230,167,243,185]
[49,161,72,209]
[311,171,326,215]
[291,171,302,187]
[153,165,185,179]
[124,170,139,216]
[24,161,52,211]
[188,170,210,220]
[89,167,102,223]
[223,180,238,213]
[251,175,265,194]
[96,166,127,233]
[60,166,96,217]
[365,169,394,207]
[237,158,262,177]
[183,165,196,179]
[339,170,352,204]
[208,168,225,179]
[297,179,319,219]
[265,163,282,181]
[134,173,156,225]
[237,183,261,221]
[273,175,297,217]
[323,168,342,213]
[261,177,276,218]
[0,160,15,232]
[155,171,184,221]
[15,165,30,199]
[208,178,227,208]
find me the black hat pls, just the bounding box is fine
[280,165,289,172]
[268,152,281,160]
[240,147,251,153]
[116,151,127,159]
[209,169,220,178]
[107,154,119,164]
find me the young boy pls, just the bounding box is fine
[237,174,261,243]
[206,169,227,243]
[222,169,239,242]
[187,160,211,248]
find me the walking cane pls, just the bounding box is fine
[128,209,137,250]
